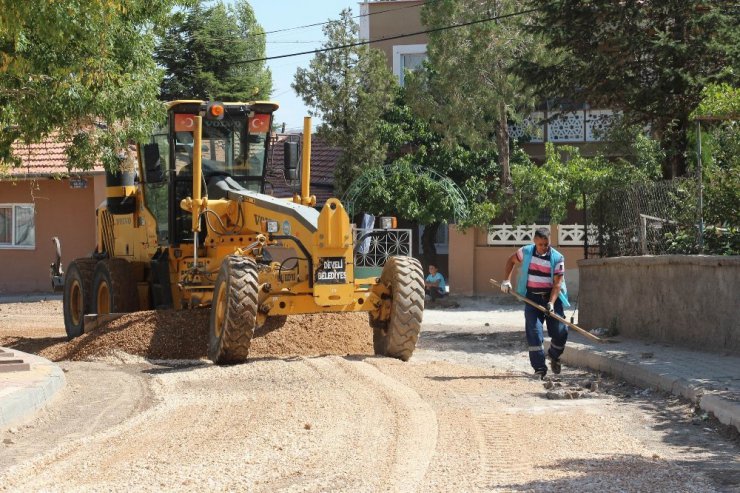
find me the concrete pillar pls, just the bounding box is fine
[448,225,475,296]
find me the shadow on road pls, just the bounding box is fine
[427,374,532,381]
[498,452,739,492]
[419,330,526,356]
[0,335,67,355]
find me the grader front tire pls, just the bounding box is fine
[62,258,97,340]
[208,256,259,365]
[373,256,425,361]
[91,259,138,316]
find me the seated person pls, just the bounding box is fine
[424,264,447,301]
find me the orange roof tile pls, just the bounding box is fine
[265,133,342,206]
[5,136,105,178]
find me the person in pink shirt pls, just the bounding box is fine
[500,228,569,379]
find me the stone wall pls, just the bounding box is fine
[578,256,740,353]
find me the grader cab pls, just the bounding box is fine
[56,100,425,364]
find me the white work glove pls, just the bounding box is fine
[500,280,512,293]
[545,302,554,314]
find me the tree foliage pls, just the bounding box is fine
[523,0,740,178]
[350,91,501,265]
[0,0,183,172]
[692,83,740,120]
[292,9,397,194]
[362,92,500,227]
[690,84,739,237]
[406,0,544,187]
[155,0,271,102]
[508,143,661,224]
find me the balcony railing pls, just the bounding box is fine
[508,109,620,143]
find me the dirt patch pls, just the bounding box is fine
[33,310,373,362]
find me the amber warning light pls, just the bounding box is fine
[206,102,224,120]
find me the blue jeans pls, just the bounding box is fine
[524,292,568,371]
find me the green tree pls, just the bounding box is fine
[692,84,739,253]
[522,0,740,178]
[351,91,501,266]
[508,143,661,225]
[155,0,272,102]
[406,0,544,188]
[0,0,182,173]
[292,9,397,194]
[692,83,740,120]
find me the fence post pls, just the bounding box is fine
[582,192,589,259]
[640,215,647,255]
[696,120,704,253]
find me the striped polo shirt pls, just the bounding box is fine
[516,246,565,292]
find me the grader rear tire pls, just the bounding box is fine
[208,256,259,364]
[63,258,98,340]
[372,256,424,361]
[91,259,138,315]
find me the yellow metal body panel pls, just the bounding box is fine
[105,185,137,198]
[93,100,388,322]
[263,294,373,316]
[166,100,280,111]
[312,198,355,306]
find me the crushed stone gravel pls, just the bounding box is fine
[35,310,373,362]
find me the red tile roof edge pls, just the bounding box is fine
[6,135,106,179]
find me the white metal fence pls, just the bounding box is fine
[486,224,596,246]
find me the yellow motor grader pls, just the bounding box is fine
[53,100,424,363]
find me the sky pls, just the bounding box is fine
[249,1,360,132]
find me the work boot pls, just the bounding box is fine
[549,356,562,375]
[534,368,548,380]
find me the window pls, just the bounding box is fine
[0,204,35,248]
[392,44,427,86]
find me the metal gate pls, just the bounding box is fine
[354,228,413,278]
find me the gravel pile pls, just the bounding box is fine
[38,310,373,362]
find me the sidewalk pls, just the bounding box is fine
[553,333,740,432]
[0,347,66,429]
[430,296,740,433]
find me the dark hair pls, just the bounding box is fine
[534,227,550,240]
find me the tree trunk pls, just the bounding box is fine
[421,222,440,270]
[659,116,689,179]
[496,101,511,188]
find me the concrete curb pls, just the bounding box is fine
[0,349,66,429]
[548,341,740,433]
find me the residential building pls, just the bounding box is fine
[0,140,106,293]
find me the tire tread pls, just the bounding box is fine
[374,256,425,361]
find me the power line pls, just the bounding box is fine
[266,41,324,44]
[233,7,540,65]
[256,0,437,37]
[158,2,438,51]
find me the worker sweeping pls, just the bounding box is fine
[500,228,570,380]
